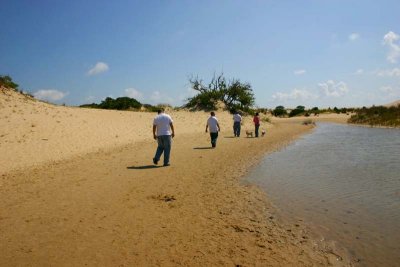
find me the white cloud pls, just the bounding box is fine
[377,86,400,101]
[150,91,161,102]
[318,80,348,97]
[150,91,174,105]
[294,69,306,75]
[383,31,400,63]
[34,89,67,101]
[375,68,400,77]
[355,69,364,75]
[87,62,109,76]
[178,88,197,102]
[272,88,318,101]
[85,95,97,103]
[124,88,143,100]
[379,86,394,93]
[349,33,360,41]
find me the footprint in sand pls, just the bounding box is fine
[151,194,176,202]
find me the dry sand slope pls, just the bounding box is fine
[0,87,258,174]
[0,88,351,266]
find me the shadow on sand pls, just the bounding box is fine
[127,165,161,170]
[193,147,213,150]
[224,136,236,138]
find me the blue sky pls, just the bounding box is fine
[1,0,399,108]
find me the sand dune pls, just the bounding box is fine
[0,87,260,174]
[0,87,352,266]
[385,99,400,107]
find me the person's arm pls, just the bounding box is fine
[170,122,175,138]
[153,125,157,140]
[205,123,208,133]
[217,122,221,132]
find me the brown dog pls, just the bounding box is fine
[245,130,253,137]
[261,129,266,137]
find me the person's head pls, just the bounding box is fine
[255,112,259,116]
[210,111,215,116]
[157,108,164,114]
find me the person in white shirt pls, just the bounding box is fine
[152,109,175,166]
[232,111,242,137]
[205,111,220,148]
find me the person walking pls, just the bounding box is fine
[253,112,260,138]
[205,111,220,148]
[233,111,242,137]
[152,109,175,166]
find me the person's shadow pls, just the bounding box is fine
[193,147,213,150]
[127,165,161,170]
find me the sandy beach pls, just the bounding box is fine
[0,88,352,266]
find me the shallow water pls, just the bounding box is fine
[246,123,400,266]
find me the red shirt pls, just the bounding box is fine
[253,116,260,125]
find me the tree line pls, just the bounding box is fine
[271,105,353,117]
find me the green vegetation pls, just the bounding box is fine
[289,105,305,117]
[348,105,400,127]
[0,74,34,97]
[270,105,355,117]
[80,97,141,110]
[185,73,255,113]
[80,96,167,112]
[0,75,19,90]
[272,106,287,117]
[98,97,141,110]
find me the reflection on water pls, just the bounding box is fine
[246,123,400,266]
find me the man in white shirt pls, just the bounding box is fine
[205,111,220,148]
[152,109,175,166]
[233,111,242,137]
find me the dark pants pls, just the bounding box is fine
[233,121,241,137]
[255,124,260,137]
[154,135,172,165]
[210,132,218,147]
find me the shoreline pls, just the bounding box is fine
[0,121,352,266]
[347,122,400,129]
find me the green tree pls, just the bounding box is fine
[310,106,319,115]
[272,106,287,117]
[289,105,306,117]
[185,73,255,112]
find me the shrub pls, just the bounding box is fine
[289,106,305,117]
[0,75,19,90]
[185,73,255,112]
[272,106,287,117]
[80,96,142,110]
[348,105,400,127]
